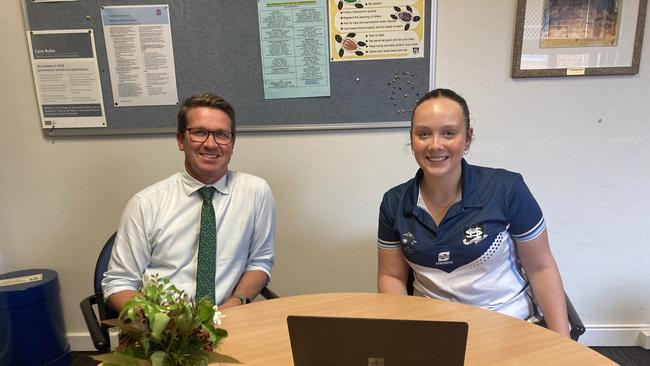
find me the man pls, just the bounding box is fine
[102,92,275,311]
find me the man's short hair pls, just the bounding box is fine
[177,92,236,136]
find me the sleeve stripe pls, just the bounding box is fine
[377,238,401,250]
[512,217,546,242]
[378,243,402,250]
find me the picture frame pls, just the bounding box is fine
[511,0,647,78]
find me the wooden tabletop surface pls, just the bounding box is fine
[214,292,613,365]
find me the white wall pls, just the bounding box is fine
[1,0,649,349]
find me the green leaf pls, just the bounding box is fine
[203,323,228,343]
[196,298,215,323]
[142,336,151,354]
[120,296,145,321]
[91,352,152,366]
[150,312,170,339]
[122,301,141,321]
[207,352,243,364]
[185,353,209,366]
[149,351,170,366]
[119,344,150,360]
[142,303,160,322]
[102,318,148,334]
[215,328,228,338]
[142,283,155,297]
[175,307,193,333]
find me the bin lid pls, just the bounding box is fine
[0,269,60,310]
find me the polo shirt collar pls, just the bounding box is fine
[460,158,482,208]
[181,169,230,196]
[403,158,482,215]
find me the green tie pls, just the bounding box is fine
[196,186,217,304]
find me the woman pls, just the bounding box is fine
[377,88,570,337]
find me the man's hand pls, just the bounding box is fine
[219,296,245,309]
[219,270,269,309]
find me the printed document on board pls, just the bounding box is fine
[258,0,331,99]
[101,5,179,107]
[27,29,106,128]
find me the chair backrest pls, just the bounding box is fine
[94,232,118,321]
[406,269,415,296]
[94,232,117,294]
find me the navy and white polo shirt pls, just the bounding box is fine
[378,159,546,319]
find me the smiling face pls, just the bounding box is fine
[411,97,472,183]
[176,106,234,185]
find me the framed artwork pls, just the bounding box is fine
[511,0,647,77]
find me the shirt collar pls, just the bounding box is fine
[404,158,482,215]
[460,158,482,208]
[181,169,230,197]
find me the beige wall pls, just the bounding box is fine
[2,0,649,348]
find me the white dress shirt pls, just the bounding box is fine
[102,170,275,305]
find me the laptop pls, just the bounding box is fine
[287,315,468,366]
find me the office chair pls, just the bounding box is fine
[405,270,585,341]
[79,232,279,352]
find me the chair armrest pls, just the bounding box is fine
[260,286,279,299]
[79,295,112,352]
[565,292,586,341]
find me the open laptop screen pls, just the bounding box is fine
[287,315,468,366]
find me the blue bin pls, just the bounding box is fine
[0,269,70,366]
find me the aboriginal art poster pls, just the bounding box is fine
[329,0,425,61]
[540,0,622,48]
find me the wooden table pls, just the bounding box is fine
[215,293,613,365]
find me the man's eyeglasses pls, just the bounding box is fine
[185,128,233,145]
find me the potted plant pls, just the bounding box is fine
[92,275,228,366]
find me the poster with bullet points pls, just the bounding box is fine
[27,29,106,128]
[329,0,425,61]
[258,0,331,99]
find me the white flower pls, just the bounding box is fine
[213,305,225,326]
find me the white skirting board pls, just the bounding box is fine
[68,325,650,351]
[577,325,650,349]
[67,332,119,352]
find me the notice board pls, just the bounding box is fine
[23,0,434,136]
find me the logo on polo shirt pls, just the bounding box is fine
[436,251,453,265]
[438,251,450,262]
[401,232,417,253]
[463,223,487,245]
